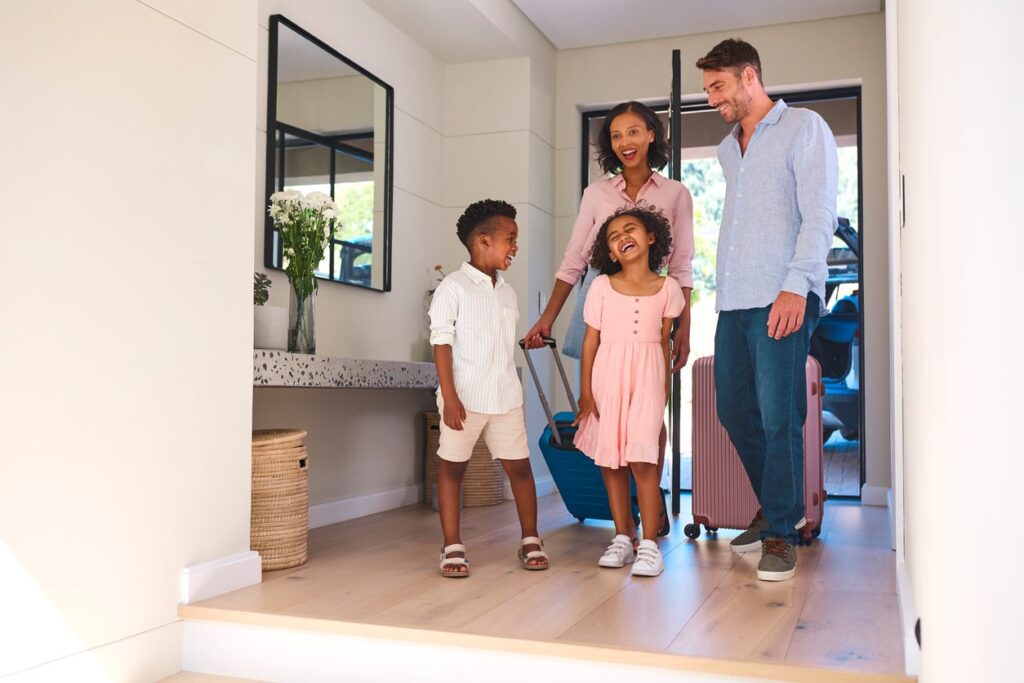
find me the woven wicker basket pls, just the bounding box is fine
[423,411,505,507]
[251,429,309,571]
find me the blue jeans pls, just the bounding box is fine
[713,293,820,543]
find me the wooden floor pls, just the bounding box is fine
[193,493,904,679]
[824,433,862,497]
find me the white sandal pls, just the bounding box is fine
[517,536,549,570]
[439,543,469,578]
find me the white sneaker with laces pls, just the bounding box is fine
[598,534,635,568]
[630,539,664,577]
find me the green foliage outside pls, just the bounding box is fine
[334,181,375,241]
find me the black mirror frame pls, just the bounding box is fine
[264,14,394,292]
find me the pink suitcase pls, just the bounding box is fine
[685,355,826,545]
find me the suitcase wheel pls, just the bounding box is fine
[576,517,585,523]
[683,523,701,540]
[798,526,821,546]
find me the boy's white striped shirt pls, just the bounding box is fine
[428,262,523,414]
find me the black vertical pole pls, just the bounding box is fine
[670,49,682,516]
[329,147,337,279]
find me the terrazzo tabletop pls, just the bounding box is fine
[254,350,438,389]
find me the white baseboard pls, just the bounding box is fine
[860,484,890,507]
[309,484,421,529]
[180,551,262,604]
[896,560,920,676]
[503,475,556,500]
[5,620,181,683]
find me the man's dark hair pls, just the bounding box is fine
[589,206,673,276]
[456,199,517,247]
[595,101,669,176]
[695,38,763,84]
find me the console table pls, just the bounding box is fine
[253,350,438,389]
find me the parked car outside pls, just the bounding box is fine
[812,217,860,442]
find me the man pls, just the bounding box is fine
[697,39,837,581]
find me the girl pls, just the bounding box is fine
[523,101,695,542]
[573,207,685,577]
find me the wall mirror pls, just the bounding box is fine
[265,15,393,291]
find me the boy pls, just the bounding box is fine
[428,199,549,578]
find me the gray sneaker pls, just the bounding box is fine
[757,537,797,581]
[730,509,766,553]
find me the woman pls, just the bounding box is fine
[524,100,694,370]
[523,101,695,548]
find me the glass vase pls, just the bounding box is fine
[287,282,315,354]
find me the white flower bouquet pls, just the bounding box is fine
[267,189,341,352]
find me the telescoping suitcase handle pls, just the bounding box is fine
[518,336,579,447]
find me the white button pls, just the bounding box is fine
[733,220,738,224]
[740,167,745,172]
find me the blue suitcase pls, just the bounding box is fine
[520,337,668,533]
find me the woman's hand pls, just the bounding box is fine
[671,326,691,373]
[523,316,553,349]
[573,393,599,426]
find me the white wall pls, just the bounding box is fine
[442,53,557,482]
[552,13,892,496]
[0,0,257,679]
[896,1,1024,680]
[254,1,557,508]
[253,0,448,510]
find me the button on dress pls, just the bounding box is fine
[573,275,685,468]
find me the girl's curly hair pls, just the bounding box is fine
[589,206,673,276]
[595,101,669,175]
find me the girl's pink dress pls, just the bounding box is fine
[574,274,685,469]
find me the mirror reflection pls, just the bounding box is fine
[265,15,393,291]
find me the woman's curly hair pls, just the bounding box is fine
[595,101,669,175]
[589,206,673,276]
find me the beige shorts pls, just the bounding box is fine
[436,396,530,463]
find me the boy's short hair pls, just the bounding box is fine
[695,38,763,84]
[456,199,517,247]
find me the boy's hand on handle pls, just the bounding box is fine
[671,327,690,373]
[573,393,599,426]
[767,291,807,340]
[443,395,467,431]
[523,317,553,349]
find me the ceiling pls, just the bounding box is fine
[362,0,527,63]
[509,0,881,51]
[362,0,883,63]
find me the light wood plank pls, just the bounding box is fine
[557,544,737,651]
[666,581,805,663]
[181,605,914,683]
[287,509,579,622]
[787,589,904,673]
[187,495,908,680]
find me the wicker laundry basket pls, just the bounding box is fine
[251,429,309,571]
[423,411,505,507]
